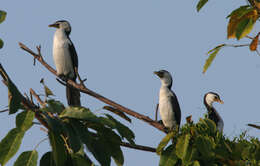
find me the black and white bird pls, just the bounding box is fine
[203,92,224,132]
[49,20,81,106]
[154,70,181,130]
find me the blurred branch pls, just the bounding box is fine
[19,42,166,133]
[248,123,260,129]
[120,142,156,153]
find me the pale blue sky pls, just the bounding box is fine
[1,0,260,165]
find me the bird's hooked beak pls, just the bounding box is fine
[48,23,59,28]
[154,71,163,78]
[215,98,224,104]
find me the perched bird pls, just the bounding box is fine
[154,70,181,130]
[203,92,224,132]
[49,20,81,106]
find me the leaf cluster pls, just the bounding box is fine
[0,10,6,49]
[157,118,260,166]
[0,79,135,166]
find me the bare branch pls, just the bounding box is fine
[120,142,156,153]
[30,88,45,106]
[155,103,159,121]
[19,42,166,133]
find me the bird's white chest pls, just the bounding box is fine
[52,30,74,77]
[159,87,175,128]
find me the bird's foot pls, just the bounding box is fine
[58,74,68,82]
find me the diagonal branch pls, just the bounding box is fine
[19,42,166,133]
[120,142,156,153]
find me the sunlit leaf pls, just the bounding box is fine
[0,10,7,24]
[249,33,260,51]
[227,8,258,39]
[196,0,208,12]
[39,152,56,166]
[156,132,174,155]
[195,135,215,158]
[226,5,251,19]
[159,145,178,166]
[203,44,225,74]
[16,110,35,132]
[0,38,3,49]
[41,99,65,114]
[0,128,25,166]
[14,150,38,166]
[193,161,200,166]
[176,134,191,160]
[44,85,54,97]
[103,106,132,123]
[60,107,97,121]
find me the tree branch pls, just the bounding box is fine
[120,142,156,153]
[19,42,166,133]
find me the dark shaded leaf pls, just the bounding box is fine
[195,135,215,159]
[0,10,7,24]
[105,114,135,144]
[159,145,178,166]
[0,128,25,166]
[40,152,56,166]
[16,110,35,132]
[63,120,82,153]
[48,131,68,166]
[7,80,23,114]
[71,153,92,166]
[203,44,225,74]
[196,0,208,12]
[103,106,132,123]
[156,132,174,155]
[235,18,254,40]
[14,150,38,166]
[0,38,3,49]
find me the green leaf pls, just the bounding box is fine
[226,5,251,18]
[0,10,7,24]
[105,114,135,144]
[203,118,217,133]
[193,161,200,166]
[63,121,82,153]
[176,134,191,160]
[71,121,111,166]
[195,136,215,159]
[103,106,132,123]
[0,128,25,166]
[60,107,98,122]
[196,0,208,12]
[42,99,65,114]
[48,131,68,166]
[159,145,178,166]
[40,152,56,166]
[156,132,174,155]
[7,80,23,114]
[235,18,255,40]
[14,150,38,166]
[203,44,225,74]
[16,110,35,132]
[71,153,92,166]
[0,38,3,49]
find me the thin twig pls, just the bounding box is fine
[155,104,159,121]
[30,88,45,106]
[120,142,156,153]
[19,42,166,133]
[0,109,9,113]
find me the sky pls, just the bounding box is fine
[1,0,260,165]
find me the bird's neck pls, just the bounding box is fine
[54,29,68,40]
[160,80,172,89]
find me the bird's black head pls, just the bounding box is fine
[204,92,224,107]
[154,70,173,88]
[49,20,71,35]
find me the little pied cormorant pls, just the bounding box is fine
[204,92,224,132]
[49,20,81,106]
[154,70,181,130]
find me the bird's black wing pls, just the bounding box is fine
[170,91,181,126]
[68,37,78,80]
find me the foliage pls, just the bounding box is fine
[0,10,6,49]
[158,118,260,166]
[0,79,135,166]
[196,1,260,73]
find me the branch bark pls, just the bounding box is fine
[19,42,166,133]
[120,142,156,153]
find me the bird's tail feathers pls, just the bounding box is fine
[66,86,81,106]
